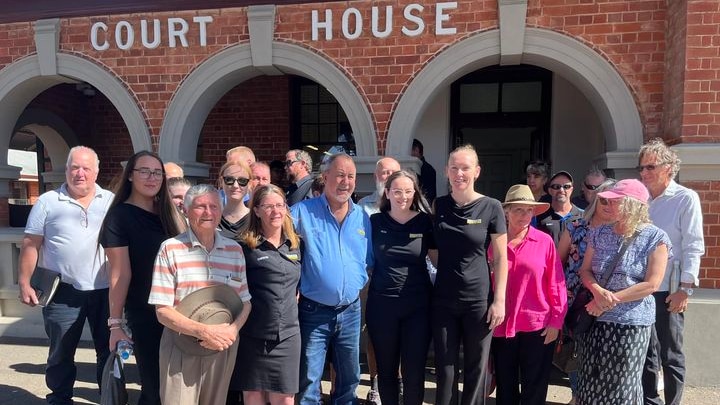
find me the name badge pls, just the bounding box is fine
[409,233,423,238]
[286,253,299,261]
[257,256,270,261]
[357,229,366,236]
[466,219,482,225]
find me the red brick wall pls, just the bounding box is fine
[662,0,687,144]
[199,75,290,182]
[680,1,720,143]
[691,180,720,288]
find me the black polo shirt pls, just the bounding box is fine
[535,204,584,246]
[240,238,301,341]
[370,211,435,299]
[433,195,507,304]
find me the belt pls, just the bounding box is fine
[300,295,359,311]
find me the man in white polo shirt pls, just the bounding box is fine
[18,146,115,405]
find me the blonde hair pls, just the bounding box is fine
[617,196,651,239]
[448,144,479,167]
[241,184,300,250]
[217,160,252,189]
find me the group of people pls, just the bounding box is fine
[16,136,703,405]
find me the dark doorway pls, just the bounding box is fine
[450,65,552,200]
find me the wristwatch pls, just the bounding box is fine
[107,317,126,327]
[679,286,694,296]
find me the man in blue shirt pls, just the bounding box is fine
[291,153,372,405]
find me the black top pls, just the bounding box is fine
[286,175,314,206]
[418,157,437,204]
[99,203,170,310]
[240,238,301,341]
[535,204,584,246]
[433,195,506,304]
[370,211,435,298]
[219,214,249,239]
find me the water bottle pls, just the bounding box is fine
[116,340,133,361]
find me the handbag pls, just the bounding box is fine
[565,231,638,336]
[100,352,129,405]
[553,335,580,373]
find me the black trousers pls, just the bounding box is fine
[492,330,555,405]
[126,305,164,405]
[431,301,492,405]
[366,294,431,405]
[642,291,685,405]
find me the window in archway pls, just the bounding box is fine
[290,76,354,171]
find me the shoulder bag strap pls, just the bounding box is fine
[597,229,641,288]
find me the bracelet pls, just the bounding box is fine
[109,325,122,331]
[107,317,126,327]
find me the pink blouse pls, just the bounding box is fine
[490,226,567,338]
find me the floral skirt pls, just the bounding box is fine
[577,321,651,405]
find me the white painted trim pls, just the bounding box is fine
[672,143,720,182]
[159,41,375,179]
[248,5,281,75]
[33,19,60,76]
[498,0,527,66]
[387,28,643,162]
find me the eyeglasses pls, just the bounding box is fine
[390,189,415,198]
[636,163,665,172]
[223,176,250,187]
[548,183,573,191]
[584,183,603,191]
[258,203,287,212]
[598,197,621,206]
[133,168,164,180]
[285,159,301,167]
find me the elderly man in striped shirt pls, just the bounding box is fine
[149,184,252,405]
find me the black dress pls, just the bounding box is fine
[231,238,302,394]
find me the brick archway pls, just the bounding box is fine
[0,53,152,184]
[386,28,643,164]
[159,41,376,178]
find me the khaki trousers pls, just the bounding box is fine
[159,328,239,405]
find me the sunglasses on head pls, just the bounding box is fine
[223,176,250,187]
[548,183,573,191]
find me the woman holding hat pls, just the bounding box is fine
[490,184,567,405]
[431,144,508,405]
[577,179,670,404]
[233,184,301,405]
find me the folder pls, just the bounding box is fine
[30,266,61,306]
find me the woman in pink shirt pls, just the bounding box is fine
[490,184,568,405]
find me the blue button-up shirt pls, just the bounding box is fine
[649,180,705,289]
[291,194,372,306]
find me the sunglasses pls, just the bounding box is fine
[285,159,301,167]
[597,197,620,206]
[636,163,664,172]
[548,183,573,191]
[584,183,602,191]
[223,176,250,187]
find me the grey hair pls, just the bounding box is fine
[638,138,681,180]
[584,165,606,180]
[289,149,313,172]
[583,178,617,220]
[66,146,100,171]
[322,153,354,173]
[183,184,223,212]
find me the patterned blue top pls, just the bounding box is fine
[565,218,589,308]
[589,224,672,326]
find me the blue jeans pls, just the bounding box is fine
[298,296,361,405]
[43,284,110,405]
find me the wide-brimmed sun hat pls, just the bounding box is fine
[503,184,551,216]
[597,179,649,204]
[172,284,244,356]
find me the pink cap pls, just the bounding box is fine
[597,179,649,204]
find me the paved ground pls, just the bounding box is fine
[1,336,718,405]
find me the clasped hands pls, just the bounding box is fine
[585,288,620,317]
[196,323,239,352]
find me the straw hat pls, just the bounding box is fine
[502,184,551,216]
[172,284,244,356]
